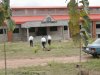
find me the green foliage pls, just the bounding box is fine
[80,7,90,33]
[0,10,5,26]
[67,0,91,46]
[80,31,89,46]
[67,0,81,44]
[6,19,15,31]
[79,0,89,14]
[0,0,15,31]
[0,3,5,26]
[3,0,10,10]
[80,0,91,46]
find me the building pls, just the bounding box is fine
[0,6,100,42]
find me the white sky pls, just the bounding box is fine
[9,0,100,7]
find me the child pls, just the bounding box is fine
[41,36,46,50]
[28,36,34,47]
[47,35,52,45]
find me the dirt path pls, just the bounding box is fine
[0,56,90,69]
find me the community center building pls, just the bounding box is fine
[0,6,100,42]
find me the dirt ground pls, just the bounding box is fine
[0,55,91,69]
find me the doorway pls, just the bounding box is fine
[36,27,47,36]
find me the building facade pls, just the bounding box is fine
[0,6,100,42]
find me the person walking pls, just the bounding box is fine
[28,36,34,47]
[41,36,46,50]
[47,35,52,46]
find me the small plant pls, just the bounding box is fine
[33,45,40,53]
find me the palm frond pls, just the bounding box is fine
[0,3,5,26]
[0,0,15,32]
[67,0,91,46]
[80,30,90,46]
[6,19,15,31]
[79,0,89,14]
[67,0,80,44]
[80,10,91,33]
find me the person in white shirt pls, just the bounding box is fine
[41,36,46,49]
[47,35,52,45]
[28,36,34,47]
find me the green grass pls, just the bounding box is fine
[0,40,85,59]
[0,62,78,75]
[0,60,100,75]
[0,40,100,75]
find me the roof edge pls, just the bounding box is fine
[11,6,100,9]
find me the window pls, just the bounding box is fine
[13,28,19,33]
[64,26,68,30]
[48,9,55,14]
[0,29,3,34]
[29,27,35,32]
[36,27,47,36]
[98,34,100,38]
[96,24,100,28]
[50,26,57,31]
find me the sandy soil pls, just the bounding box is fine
[0,55,91,69]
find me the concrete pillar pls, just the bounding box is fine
[61,26,64,40]
[92,21,96,38]
[27,28,29,41]
[67,26,70,39]
[46,27,49,35]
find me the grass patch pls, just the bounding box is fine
[0,62,77,75]
[0,59,100,75]
[0,40,85,59]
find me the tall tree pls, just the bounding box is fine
[67,1,90,75]
[0,0,15,75]
[67,0,90,47]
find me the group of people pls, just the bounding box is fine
[28,35,52,50]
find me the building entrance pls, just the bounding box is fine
[36,27,47,36]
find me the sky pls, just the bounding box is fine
[6,0,100,7]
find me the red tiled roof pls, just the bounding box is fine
[12,14,100,24]
[12,16,44,24]
[12,15,69,24]
[89,14,100,21]
[52,15,69,20]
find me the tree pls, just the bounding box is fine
[0,0,15,75]
[67,0,90,75]
[67,0,90,48]
[0,0,15,31]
